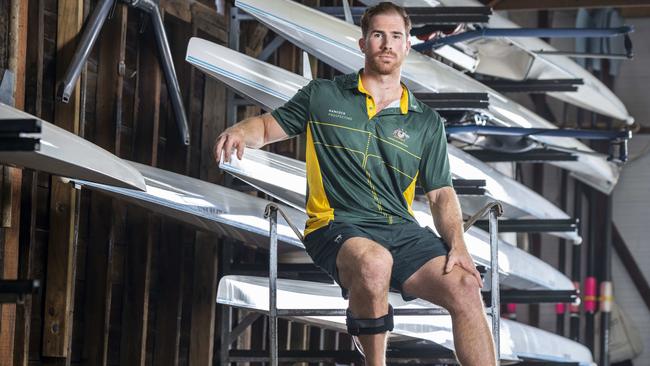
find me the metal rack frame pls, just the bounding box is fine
[264,201,503,366]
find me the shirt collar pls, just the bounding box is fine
[344,70,422,114]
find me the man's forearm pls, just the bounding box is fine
[428,187,466,249]
[228,114,268,149]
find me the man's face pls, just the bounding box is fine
[359,12,410,75]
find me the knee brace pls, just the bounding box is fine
[346,304,394,335]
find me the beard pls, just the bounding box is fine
[366,51,402,75]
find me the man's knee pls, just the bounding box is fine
[447,273,483,314]
[340,246,392,296]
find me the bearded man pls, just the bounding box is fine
[214,2,496,365]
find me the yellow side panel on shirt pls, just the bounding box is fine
[403,172,418,218]
[305,126,334,236]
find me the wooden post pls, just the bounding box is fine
[1,0,28,364]
[42,0,83,358]
[81,5,127,366]
[0,166,22,364]
[119,13,162,366]
[189,233,219,366]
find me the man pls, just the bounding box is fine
[214,2,496,365]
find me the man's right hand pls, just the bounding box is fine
[214,128,246,164]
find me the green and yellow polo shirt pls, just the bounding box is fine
[271,71,452,236]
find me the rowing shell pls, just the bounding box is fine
[0,103,146,191]
[218,275,594,365]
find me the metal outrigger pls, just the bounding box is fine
[264,201,504,366]
[57,0,190,145]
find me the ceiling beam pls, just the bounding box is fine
[490,0,650,10]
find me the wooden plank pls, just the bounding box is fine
[192,2,228,41]
[132,24,161,166]
[0,166,22,365]
[162,0,192,23]
[118,17,161,366]
[42,0,83,358]
[119,208,155,366]
[188,233,219,366]
[151,220,185,366]
[199,76,226,184]
[14,169,38,366]
[1,0,29,364]
[490,0,650,10]
[80,6,128,366]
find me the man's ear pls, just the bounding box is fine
[359,37,366,53]
[405,37,411,55]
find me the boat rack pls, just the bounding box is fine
[466,148,578,162]
[473,218,579,235]
[413,26,635,59]
[414,92,489,110]
[263,201,502,366]
[0,118,41,152]
[479,78,585,93]
[447,125,632,163]
[318,5,492,27]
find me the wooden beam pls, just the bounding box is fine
[119,14,160,366]
[151,220,185,366]
[491,0,650,10]
[189,233,219,366]
[1,0,28,364]
[199,72,226,184]
[162,0,193,23]
[132,24,161,166]
[81,7,127,366]
[42,0,83,358]
[0,166,22,365]
[119,209,155,366]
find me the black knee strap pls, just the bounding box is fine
[346,304,394,335]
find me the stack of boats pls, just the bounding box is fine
[2,0,633,364]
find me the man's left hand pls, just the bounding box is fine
[444,246,483,288]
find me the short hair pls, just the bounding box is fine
[360,2,412,39]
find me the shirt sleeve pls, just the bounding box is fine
[270,80,315,137]
[418,111,453,192]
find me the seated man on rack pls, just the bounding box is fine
[213,2,495,365]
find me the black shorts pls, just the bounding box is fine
[303,220,449,301]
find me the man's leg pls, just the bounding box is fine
[336,237,392,366]
[402,256,496,366]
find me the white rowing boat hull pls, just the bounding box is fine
[234,0,620,193]
[186,37,581,243]
[70,161,308,256]
[0,103,146,191]
[218,275,594,365]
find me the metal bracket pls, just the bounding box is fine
[480,78,584,93]
[446,125,631,162]
[0,280,41,304]
[413,26,634,56]
[414,92,489,110]
[0,118,42,152]
[57,0,190,145]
